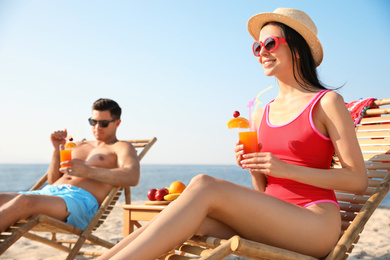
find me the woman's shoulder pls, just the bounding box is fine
[320,90,345,109]
[317,90,352,123]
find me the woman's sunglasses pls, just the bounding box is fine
[88,117,117,127]
[252,36,287,56]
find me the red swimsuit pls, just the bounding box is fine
[258,90,339,208]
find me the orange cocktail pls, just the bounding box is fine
[239,131,259,154]
[227,113,259,154]
[60,149,72,168]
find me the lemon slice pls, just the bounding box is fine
[227,117,249,129]
[65,142,77,149]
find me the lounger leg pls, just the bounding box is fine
[66,235,87,260]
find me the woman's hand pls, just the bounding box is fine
[234,140,245,167]
[240,152,289,178]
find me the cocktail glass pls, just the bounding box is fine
[60,144,72,168]
[238,121,259,154]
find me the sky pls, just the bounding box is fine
[0,0,389,165]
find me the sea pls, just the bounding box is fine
[1,164,389,209]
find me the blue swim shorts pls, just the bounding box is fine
[19,184,98,230]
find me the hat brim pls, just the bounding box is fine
[247,12,323,67]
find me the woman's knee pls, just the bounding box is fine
[188,174,218,191]
[183,174,221,199]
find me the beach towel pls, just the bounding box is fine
[346,98,377,126]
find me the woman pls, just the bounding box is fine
[99,8,367,259]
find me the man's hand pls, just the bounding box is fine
[51,129,68,149]
[57,141,140,187]
[60,159,90,177]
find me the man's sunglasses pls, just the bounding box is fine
[88,118,117,127]
[252,36,287,56]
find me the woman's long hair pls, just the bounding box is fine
[263,22,339,92]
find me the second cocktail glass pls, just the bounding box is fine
[238,120,259,154]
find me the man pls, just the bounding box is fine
[0,98,140,231]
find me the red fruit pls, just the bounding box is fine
[155,188,169,201]
[233,111,240,118]
[147,188,157,201]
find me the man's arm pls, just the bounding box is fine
[62,141,140,187]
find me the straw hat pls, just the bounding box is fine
[247,8,323,67]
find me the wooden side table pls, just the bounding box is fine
[121,204,167,237]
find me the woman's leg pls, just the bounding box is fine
[107,174,340,259]
[100,207,238,259]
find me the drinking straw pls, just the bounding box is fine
[245,86,274,132]
[255,86,273,110]
[68,128,80,141]
[246,98,256,131]
[247,86,274,131]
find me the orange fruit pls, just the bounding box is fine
[226,117,249,129]
[65,142,77,149]
[169,181,186,194]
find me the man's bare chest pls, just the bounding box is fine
[73,145,118,168]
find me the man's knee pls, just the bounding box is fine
[0,193,19,206]
[12,194,39,209]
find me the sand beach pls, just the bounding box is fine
[1,200,389,260]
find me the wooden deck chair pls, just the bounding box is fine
[160,98,390,260]
[0,137,157,259]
